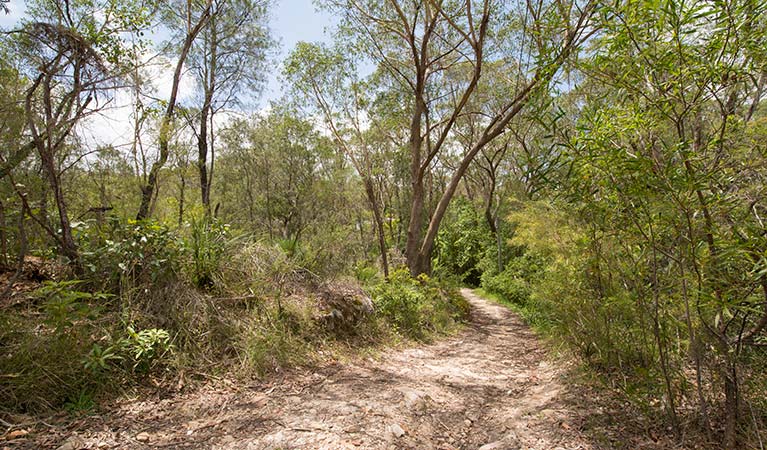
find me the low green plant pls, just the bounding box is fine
[184,217,230,289]
[121,326,173,372]
[369,268,468,340]
[480,253,546,306]
[64,389,96,414]
[34,280,112,332]
[85,325,174,374]
[84,342,123,373]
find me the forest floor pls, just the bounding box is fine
[14,289,693,450]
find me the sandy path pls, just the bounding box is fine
[37,289,598,450]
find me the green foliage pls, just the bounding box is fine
[354,263,380,284]
[183,217,230,289]
[369,268,469,340]
[434,199,493,286]
[64,389,96,414]
[119,326,173,373]
[84,342,124,374]
[480,253,546,306]
[79,220,182,292]
[1,280,175,413]
[34,280,111,331]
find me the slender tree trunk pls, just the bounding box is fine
[198,100,211,215]
[363,177,389,277]
[41,151,78,263]
[178,171,186,227]
[405,93,426,276]
[679,256,711,431]
[683,122,740,447]
[0,198,6,268]
[198,17,217,217]
[137,2,212,220]
[723,363,740,449]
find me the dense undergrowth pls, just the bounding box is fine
[0,219,467,415]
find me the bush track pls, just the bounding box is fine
[26,289,683,449]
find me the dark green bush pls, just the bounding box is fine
[434,199,493,286]
[369,268,469,340]
[79,220,182,293]
[480,252,546,306]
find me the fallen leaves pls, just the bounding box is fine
[3,429,29,440]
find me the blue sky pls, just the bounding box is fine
[265,0,335,103]
[0,0,334,106]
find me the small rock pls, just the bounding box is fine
[219,435,236,445]
[478,442,503,450]
[388,423,406,438]
[56,435,85,450]
[463,419,472,427]
[97,442,111,449]
[135,432,150,442]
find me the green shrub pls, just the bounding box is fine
[369,268,469,340]
[34,280,112,331]
[480,253,546,306]
[118,326,173,373]
[433,199,493,286]
[182,217,230,289]
[354,263,380,284]
[80,220,182,293]
[0,280,177,413]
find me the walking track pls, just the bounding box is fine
[31,289,684,449]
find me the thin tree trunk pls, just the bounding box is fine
[0,197,7,268]
[198,16,217,217]
[679,256,711,431]
[364,177,389,277]
[137,2,212,220]
[723,364,740,449]
[178,171,186,227]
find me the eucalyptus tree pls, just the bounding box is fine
[136,0,213,220]
[184,0,272,216]
[285,43,393,276]
[320,0,598,275]
[3,0,154,264]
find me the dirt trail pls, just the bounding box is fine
[31,289,659,450]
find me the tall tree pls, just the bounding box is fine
[5,0,153,263]
[322,0,598,275]
[186,0,271,216]
[136,0,213,220]
[285,43,392,276]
